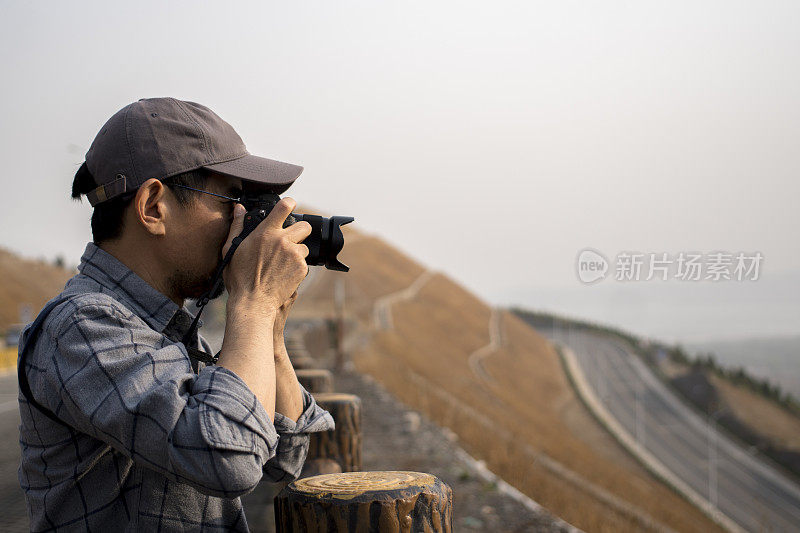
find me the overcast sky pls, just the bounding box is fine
[1,1,798,342]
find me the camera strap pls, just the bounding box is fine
[18,296,74,427]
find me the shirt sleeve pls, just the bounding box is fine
[29,297,279,498]
[263,384,335,482]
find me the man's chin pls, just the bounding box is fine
[207,278,227,300]
[196,278,226,301]
[182,276,226,303]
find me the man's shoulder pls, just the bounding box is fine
[19,280,147,371]
[39,280,139,338]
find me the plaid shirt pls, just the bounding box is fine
[18,243,334,532]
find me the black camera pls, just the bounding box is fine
[239,192,353,272]
[184,192,354,363]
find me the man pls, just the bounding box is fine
[17,97,334,531]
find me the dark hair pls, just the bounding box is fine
[71,164,209,244]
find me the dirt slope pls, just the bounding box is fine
[711,374,800,451]
[0,234,728,531]
[294,228,725,533]
[0,248,73,333]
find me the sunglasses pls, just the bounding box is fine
[170,184,242,204]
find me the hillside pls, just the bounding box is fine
[688,336,800,399]
[0,248,73,334]
[661,355,800,478]
[0,233,730,531]
[293,228,725,533]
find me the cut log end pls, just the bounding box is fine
[275,471,453,533]
[313,392,358,403]
[293,471,438,498]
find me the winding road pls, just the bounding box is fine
[546,327,800,532]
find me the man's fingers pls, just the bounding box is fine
[222,203,247,257]
[297,242,309,258]
[264,197,297,228]
[285,221,312,243]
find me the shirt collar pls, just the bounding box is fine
[77,242,186,333]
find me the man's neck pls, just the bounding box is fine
[98,240,185,307]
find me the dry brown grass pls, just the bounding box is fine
[0,248,73,332]
[711,374,800,451]
[0,233,730,529]
[293,229,425,323]
[296,234,726,533]
[660,357,800,453]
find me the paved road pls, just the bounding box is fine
[0,371,30,532]
[546,327,800,532]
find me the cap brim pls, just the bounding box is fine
[203,154,303,191]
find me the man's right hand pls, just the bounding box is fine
[221,198,312,313]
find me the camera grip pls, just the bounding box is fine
[240,209,267,241]
[239,208,298,242]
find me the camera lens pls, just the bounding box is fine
[292,214,354,272]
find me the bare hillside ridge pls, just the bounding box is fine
[293,228,725,533]
[0,248,73,333]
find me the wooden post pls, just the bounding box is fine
[275,471,453,532]
[302,393,361,476]
[334,277,346,372]
[295,368,333,393]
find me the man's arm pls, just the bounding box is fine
[216,296,278,422]
[30,296,280,499]
[265,318,336,481]
[274,342,304,420]
[216,199,310,422]
[216,293,305,424]
[273,292,303,422]
[218,202,334,482]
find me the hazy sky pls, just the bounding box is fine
[1,1,798,342]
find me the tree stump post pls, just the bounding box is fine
[301,393,361,477]
[295,368,334,393]
[275,471,453,532]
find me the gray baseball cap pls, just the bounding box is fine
[83,97,303,206]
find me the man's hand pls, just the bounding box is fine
[222,199,311,313]
[216,198,311,421]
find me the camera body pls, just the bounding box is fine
[239,192,353,272]
[184,192,353,355]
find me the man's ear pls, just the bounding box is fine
[133,179,170,236]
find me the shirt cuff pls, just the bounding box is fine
[194,365,279,458]
[272,383,336,435]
